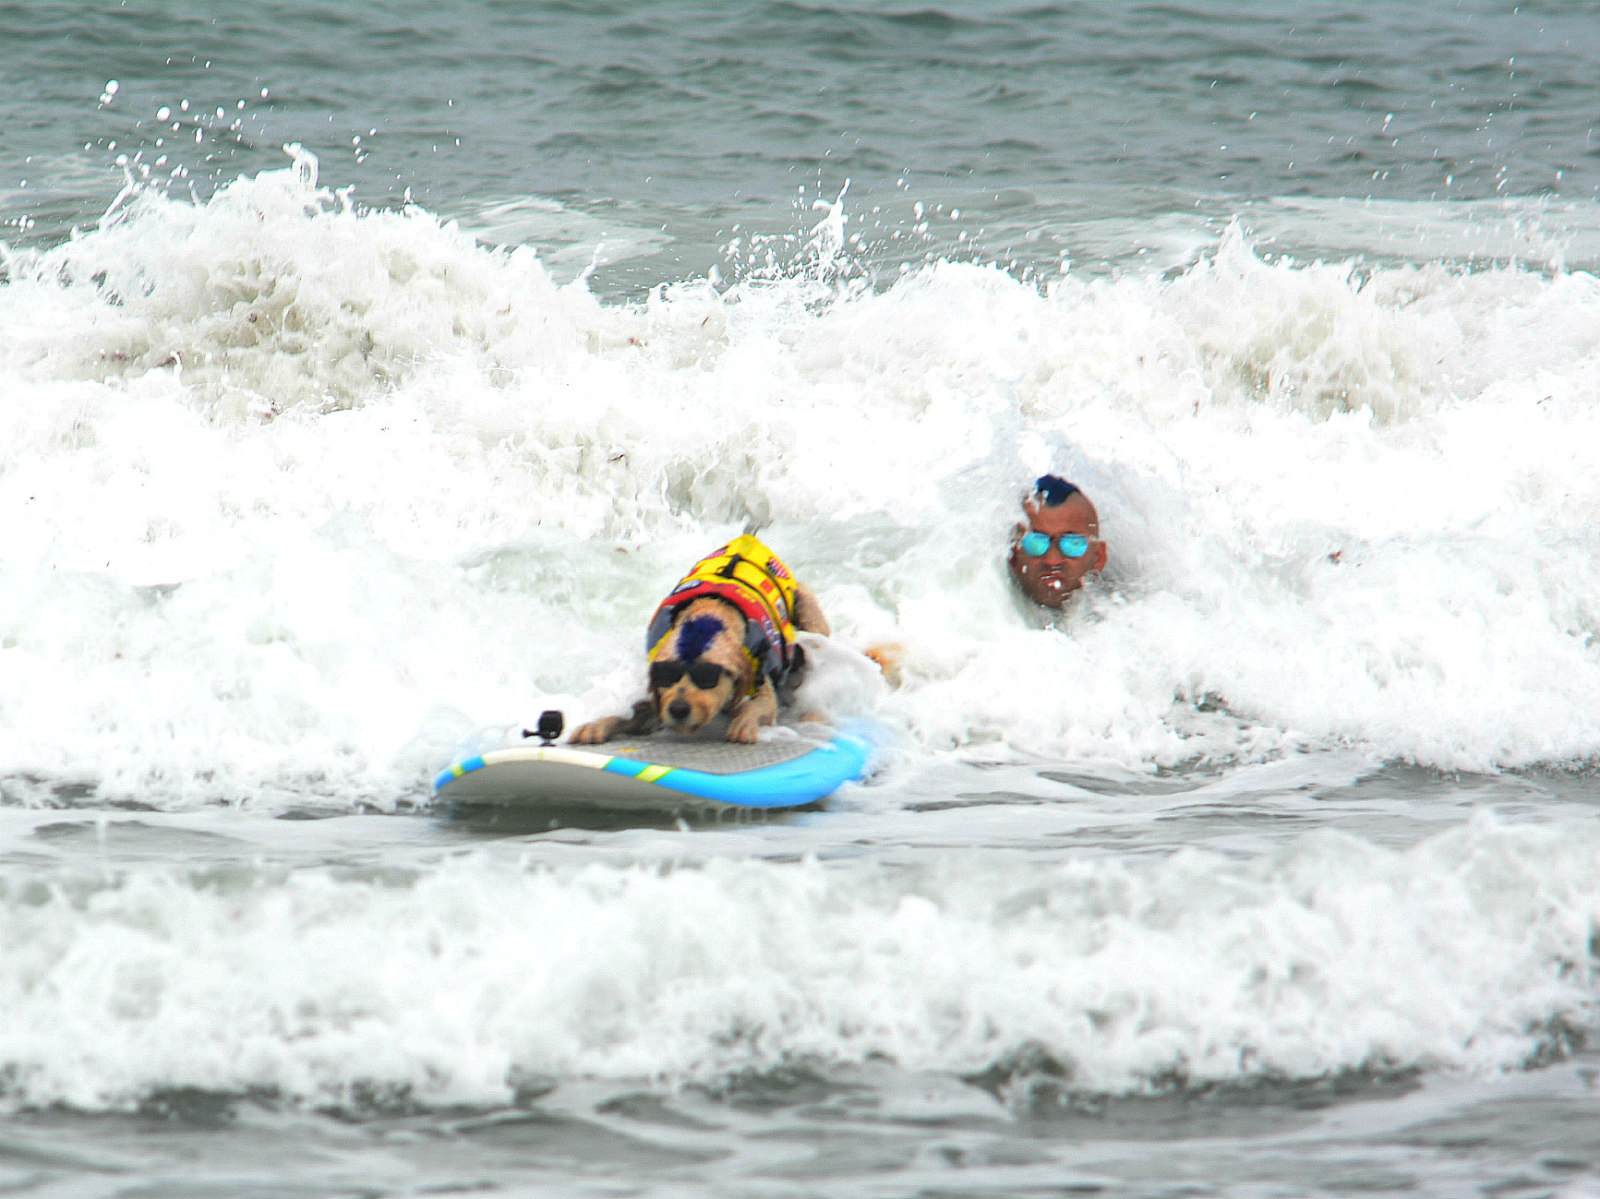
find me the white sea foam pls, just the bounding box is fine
[0,812,1593,1110]
[3,155,1600,807]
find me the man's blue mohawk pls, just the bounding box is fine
[1033,474,1081,507]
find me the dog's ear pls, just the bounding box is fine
[621,697,661,736]
[772,643,805,705]
[732,659,757,706]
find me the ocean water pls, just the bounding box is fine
[2,3,1600,1196]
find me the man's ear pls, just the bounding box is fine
[1093,541,1108,572]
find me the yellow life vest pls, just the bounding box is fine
[645,535,802,690]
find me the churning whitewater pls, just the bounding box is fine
[0,810,1594,1111]
[2,153,1600,817]
[3,161,1597,1116]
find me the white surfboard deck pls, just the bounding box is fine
[433,725,873,813]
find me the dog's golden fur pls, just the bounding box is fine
[570,583,830,745]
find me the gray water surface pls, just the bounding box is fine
[3,2,1595,248]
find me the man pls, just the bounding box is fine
[1007,474,1108,609]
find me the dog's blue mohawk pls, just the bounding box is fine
[675,615,722,661]
[1033,474,1081,507]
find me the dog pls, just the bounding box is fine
[569,535,830,745]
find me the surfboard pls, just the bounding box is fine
[432,724,873,813]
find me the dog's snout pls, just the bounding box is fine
[668,698,692,723]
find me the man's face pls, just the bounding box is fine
[1008,493,1107,609]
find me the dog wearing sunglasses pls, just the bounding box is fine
[569,535,830,745]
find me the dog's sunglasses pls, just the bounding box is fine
[650,659,730,690]
[1019,531,1091,559]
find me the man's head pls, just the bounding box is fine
[1008,474,1108,609]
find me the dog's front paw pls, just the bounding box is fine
[725,713,761,744]
[569,717,623,745]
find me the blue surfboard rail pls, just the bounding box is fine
[433,724,875,809]
[433,756,488,792]
[599,728,871,807]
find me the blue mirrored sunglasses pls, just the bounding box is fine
[1020,531,1090,559]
